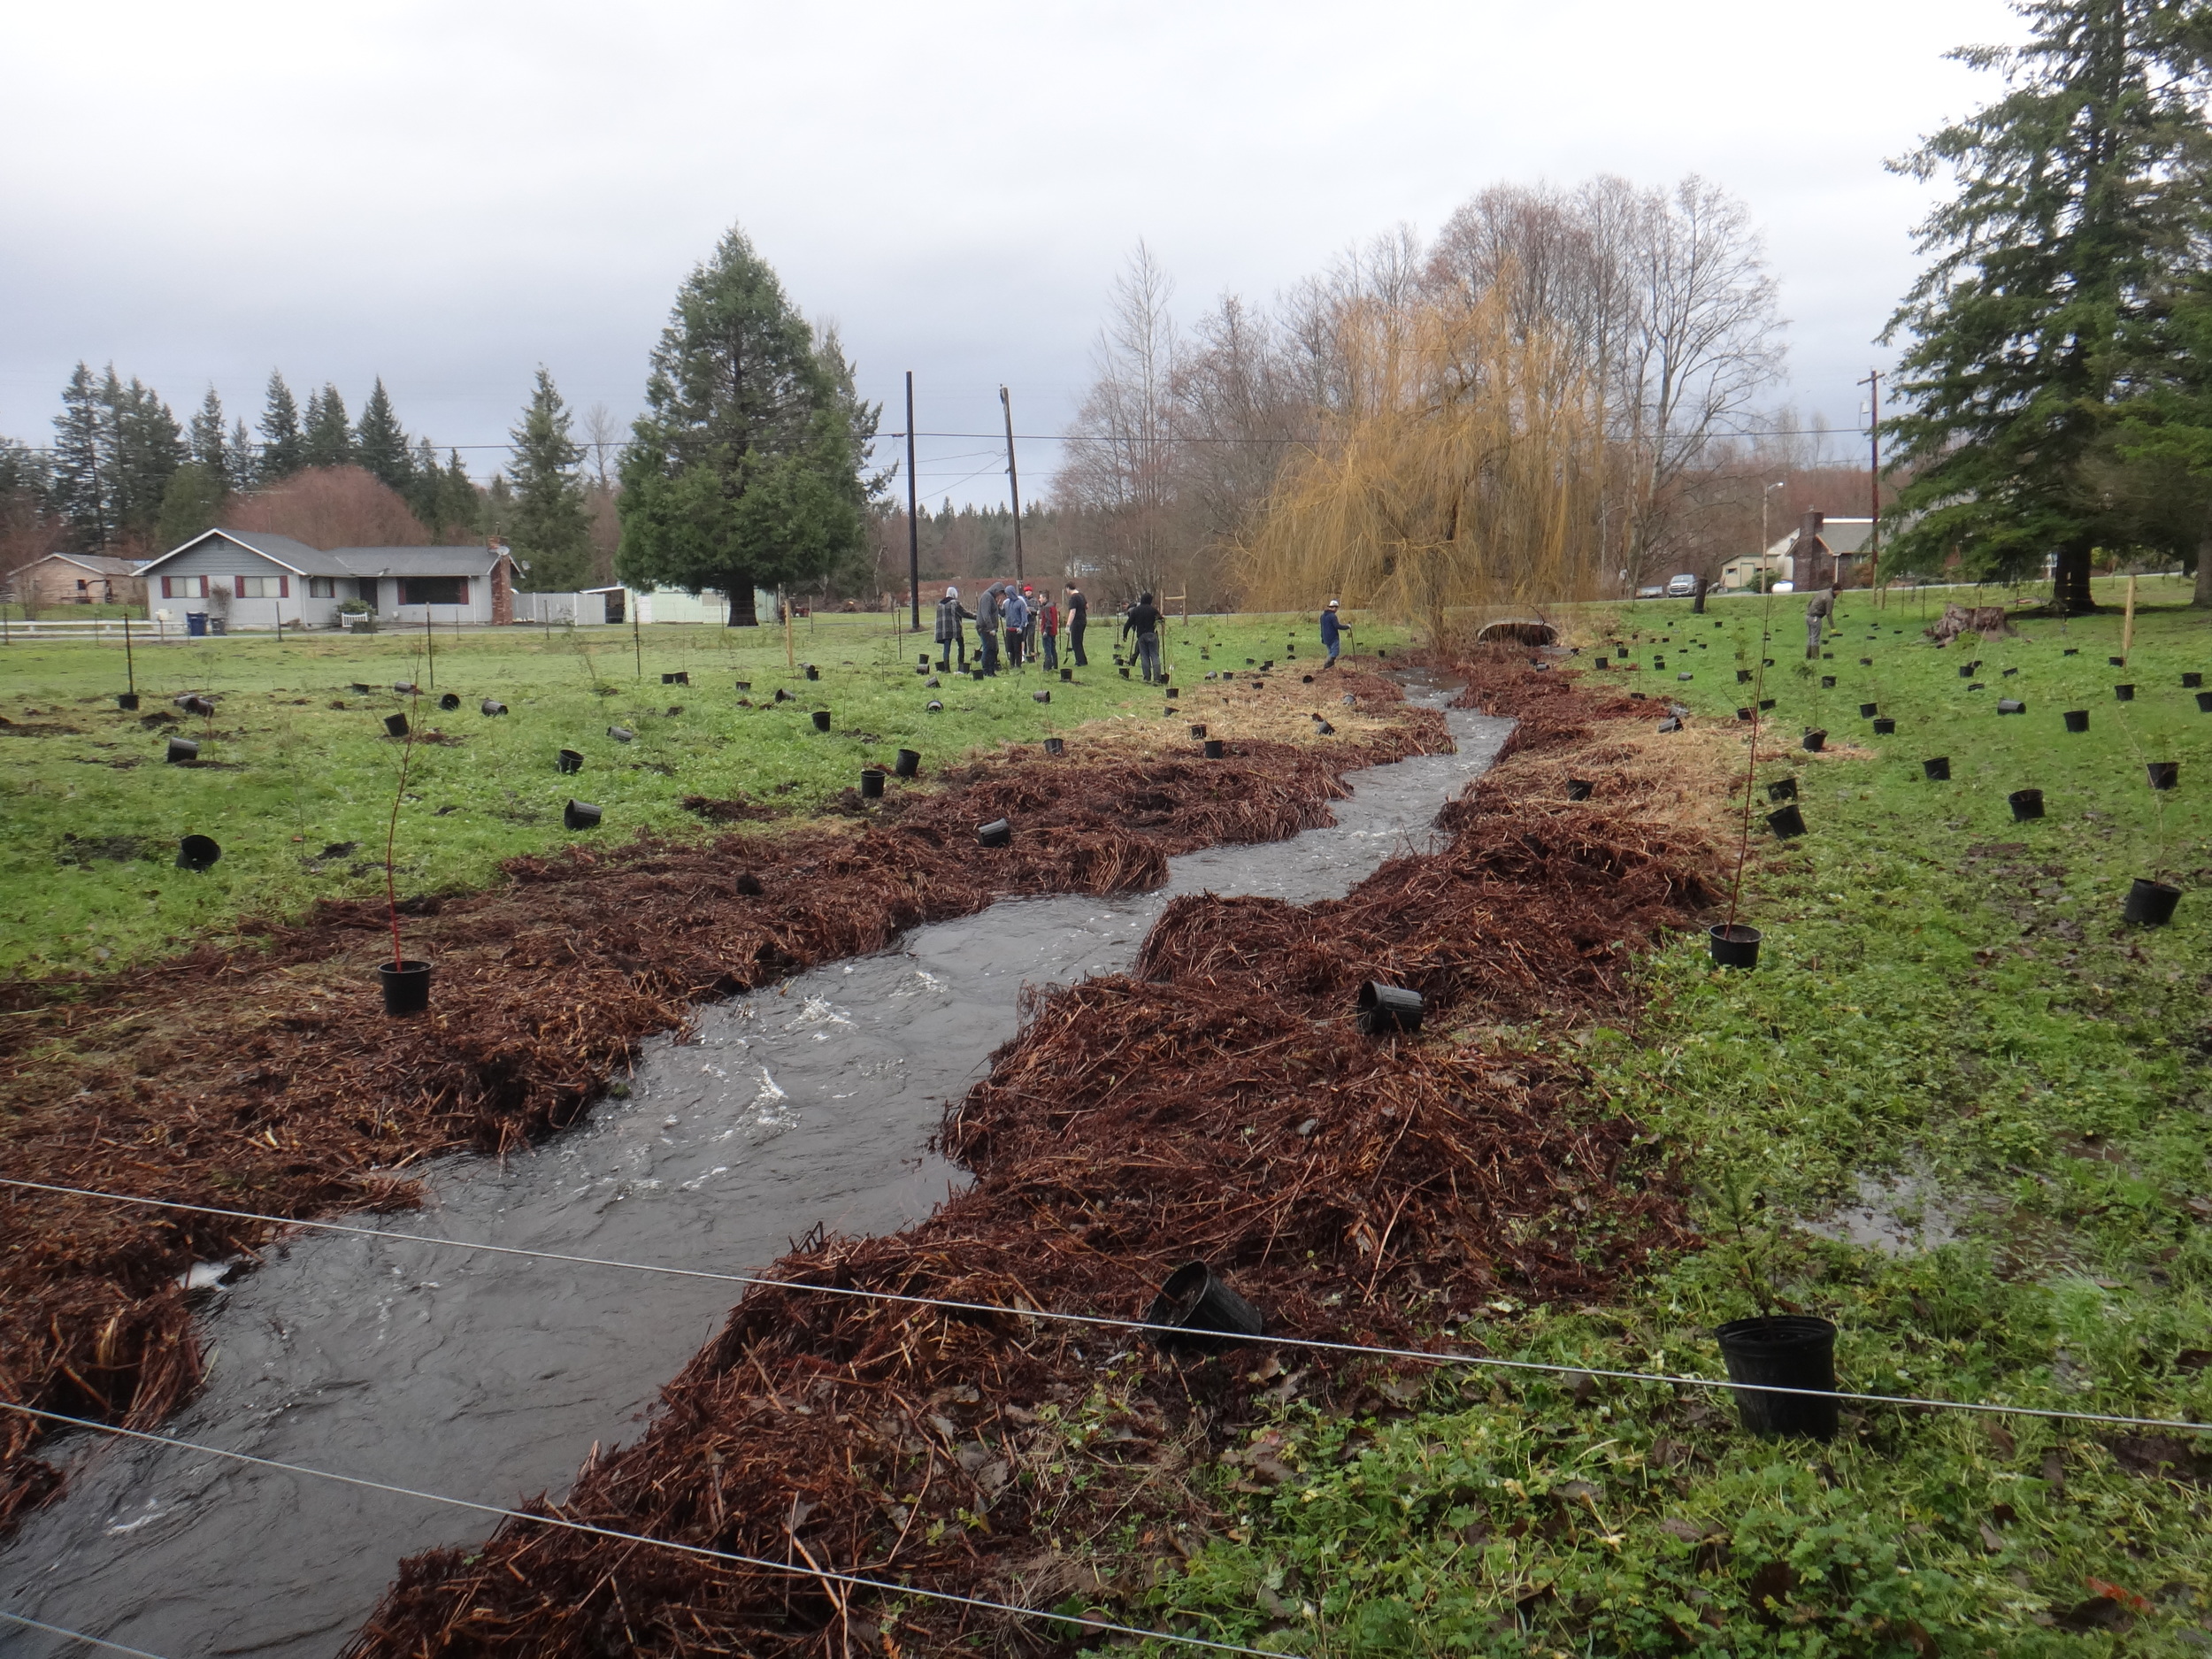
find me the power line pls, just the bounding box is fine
[11,1176,2208,1433]
[0,1609,173,1659]
[0,1401,1278,1658]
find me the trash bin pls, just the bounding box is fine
[207,617,227,636]
[185,612,207,637]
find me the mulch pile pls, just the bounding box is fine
[341,646,1722,1658]
[0,668,1440,1531]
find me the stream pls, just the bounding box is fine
[0,687,1510,1658]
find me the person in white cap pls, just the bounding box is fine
[934,586,972,672]
[1320,599,1344,666]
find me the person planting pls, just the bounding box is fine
[1065,583,1088,666]
[976,583,1002,676]
[1805,587,1833,660]
[1123,591,1163,683]
[1321,598,1344,665]
[933,586,972,672]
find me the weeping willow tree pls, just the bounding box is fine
[1235,286,1603,639]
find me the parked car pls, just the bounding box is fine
[1664,572,1701,597]
[1636,584,1665,599]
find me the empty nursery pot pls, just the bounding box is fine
[1767,777,1798,803]
[2115,683,2136,701]
[564,799,603,830]
[349,682,374,694]
[178,695,215,716]
[1767,803,1808,839]
[1165,687,1179,699]
[2063,709,2090,733]
[1736,668,1753,684]
[2124,878,2183,927]
[1996,699,2026,715]
[804,664,819,680]
[608,726,635,742]
[2001,667,2018,677]
[734,680,752,692]
[1923,756,1951,781]
[1118,666,1130,679]
[165,736,199,763]
[972,667,986,680]
[811,710,832,732]
[1958,664,1976,679]
[1033,690,1051,703]
[1565,778,1594,801]
[1872,718,1896,735]
[1715,1315,1839,1440]
[1043,737,1065,756]
[117,692,139,711]
[2185,673,2204,688]
[918,654,931,667]
[1801,729,1827,753]
[1189,723,1208,738]
[1758,698,1776,712]
[662,671,689,685]
[1858,703,1878,718]
[2063,647,2078,656]
[1202,739,1225,759]
[774,687,791,701]
[384,712,410,738]
[2147,760,2179,790]
[1356,981,1424,1035]
[439,693,460,711]
[1820,675,1835,689]
[2109,656,2127,667]
[1145,1262,1265,1356]
[2198,692,2212,713]
[176,834,220,872]
[557,748,584,774]
[2009,788,2046,821]
[1859,657,1872,666]
[480,698,508,716]
[976,817,1012,848]
[1736,707,1755,722]
[1709,922,1762,970]
[1061,667,1073,682]
[379,959,434,1018]
[926,700,943,711]
[895,748,921,778]
[859,768,886,799]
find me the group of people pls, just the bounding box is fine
[935,581,1089,676]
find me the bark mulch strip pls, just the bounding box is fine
[0,670,1440,1530]
[340,648,1720,1659]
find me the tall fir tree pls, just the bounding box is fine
[188,388,229,480]
[106,372,185,541]
[51,362,110,549]
[303,383,353,468]
[431,449,483,541]
[355,377,411,492]
[506,366,593,590]
[156,465,226,548]
[1882,0,2212,610]
[258,372,304,480]
[403,435,444,531]
[617,225,876,623]
[227,418,257,493]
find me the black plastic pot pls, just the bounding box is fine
[774,687,790,701]
[1758,697,1776,712]
[977,817,1012,848]
[1767,803,1808,838]
[2147,760,2179,790]
[166,736,199,763]
[1033,689,1050,703]
[734,680,752,692]
[1061,667,1073,682]
[2115,684,2135,701]
[1872,718,1895,735]
[118,692,139,711]
[1356,981,1424,1034]
[811,710,832,732]
[179,695,215,717]
[895,748,921,778]
[608,726,635,742]
[1959,664,1975,679]
[1716,1315,1839,1440]
[439,693,460,711]
[176,834,220,872]
[1043,737,1064,756]
[972,667,986,680]
[1858,657,1872,666]
[662,671,689,685]
[2001,667,2017,677]
[350,682,374,693]
[557,749,583,774]
[2124,879,2183,926]
[1565,778,1594,801]
[564,799,603,830]
[804,664,819,680]
[2009,788,2045,821]
[1819,675,1835,688]
[1920,757,1951,783]
[380,959,433,1018]
[1709,922,1762,969]
[2109,655,2126,667]
[1766,777,1797,803]
[2185,673,2203,689]
[1189,723,1207,739]
[1858,703,1878,718]
[1118,666,1130,679]
[1801,729,1827,753]
[481,698,507,716]
[1164,687,1178,699]
[1736,707,1754,722]
[2063,709,2090,733]
[1146,1262,1265,1356]
[1202,739,1225,759]
[926,700,943,711]
[859,768,885,799]
[1996,698,2025,715]
[1763,657,1776,667]
[384,712,410,738]
[2062,647,2078,656]
[2198,692,2212,713]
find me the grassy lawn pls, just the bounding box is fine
[2,611,1393,979]
[1136,580,2212,1655]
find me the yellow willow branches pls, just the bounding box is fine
[1235,288,1603,639]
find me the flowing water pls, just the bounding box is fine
[0,690,1511,1658]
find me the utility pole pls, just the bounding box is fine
[999,386,1025,584]
[905,373,920,633]
[1858,368,1883,604]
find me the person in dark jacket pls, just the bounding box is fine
[1123,592,1163,682]
[1065,584,1088,666]
[933,587,972,671]
[1319,598,1343,665]
[976,583,1002,675]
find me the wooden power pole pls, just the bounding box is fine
[1858,367,1883,604]
[1000,385,1025,583]
[905,372,920,632]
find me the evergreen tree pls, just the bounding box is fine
[188,388,229,480]
[435,449,483,540]
[355,377,411,492]
[107,372,185,541]
[403,435,443,530]
[157,464,226,548]
[51,362,109,549]
[303,383,353,467]
[0,436,50,502]
[1882,0,2212,610]
[506,366,593,590]
[259,372,304,480]
[227,418,257,493]
[617,225,877,624]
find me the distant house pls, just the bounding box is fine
[13,552,149,610]
[134,529,518,628]
[1719,513,1874,590]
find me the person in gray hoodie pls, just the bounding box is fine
[975,583,1003,675]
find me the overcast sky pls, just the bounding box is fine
[3,0,2021,505]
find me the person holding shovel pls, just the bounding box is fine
[1320,599,1345,666]
[1804,588,1833,660]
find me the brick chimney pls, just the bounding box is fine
[488,540,515,626]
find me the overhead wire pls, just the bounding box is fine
[0,1401,1278,1659]
[8,1176,2209,1433]
[0,1609,173,1659]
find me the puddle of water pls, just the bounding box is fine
[1801,1169,1967,1256]
[0,692,1511,1659]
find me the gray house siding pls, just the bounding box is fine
[146,541,342,631]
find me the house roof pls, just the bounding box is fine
[138,528,336,575]
[41,552,147,577]
[1766,518,1876,560]
[140,529,515,580]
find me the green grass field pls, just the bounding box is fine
[1,611,1394,979]
[1135,580,2212,1655]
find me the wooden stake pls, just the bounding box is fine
[2123,572,2137,661]
[783,586,795,671]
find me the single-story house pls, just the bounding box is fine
[135,528,518,629]
[12,552,149,610]
[1719,514,1874,591]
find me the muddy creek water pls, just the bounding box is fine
[1,691,1510,1658]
